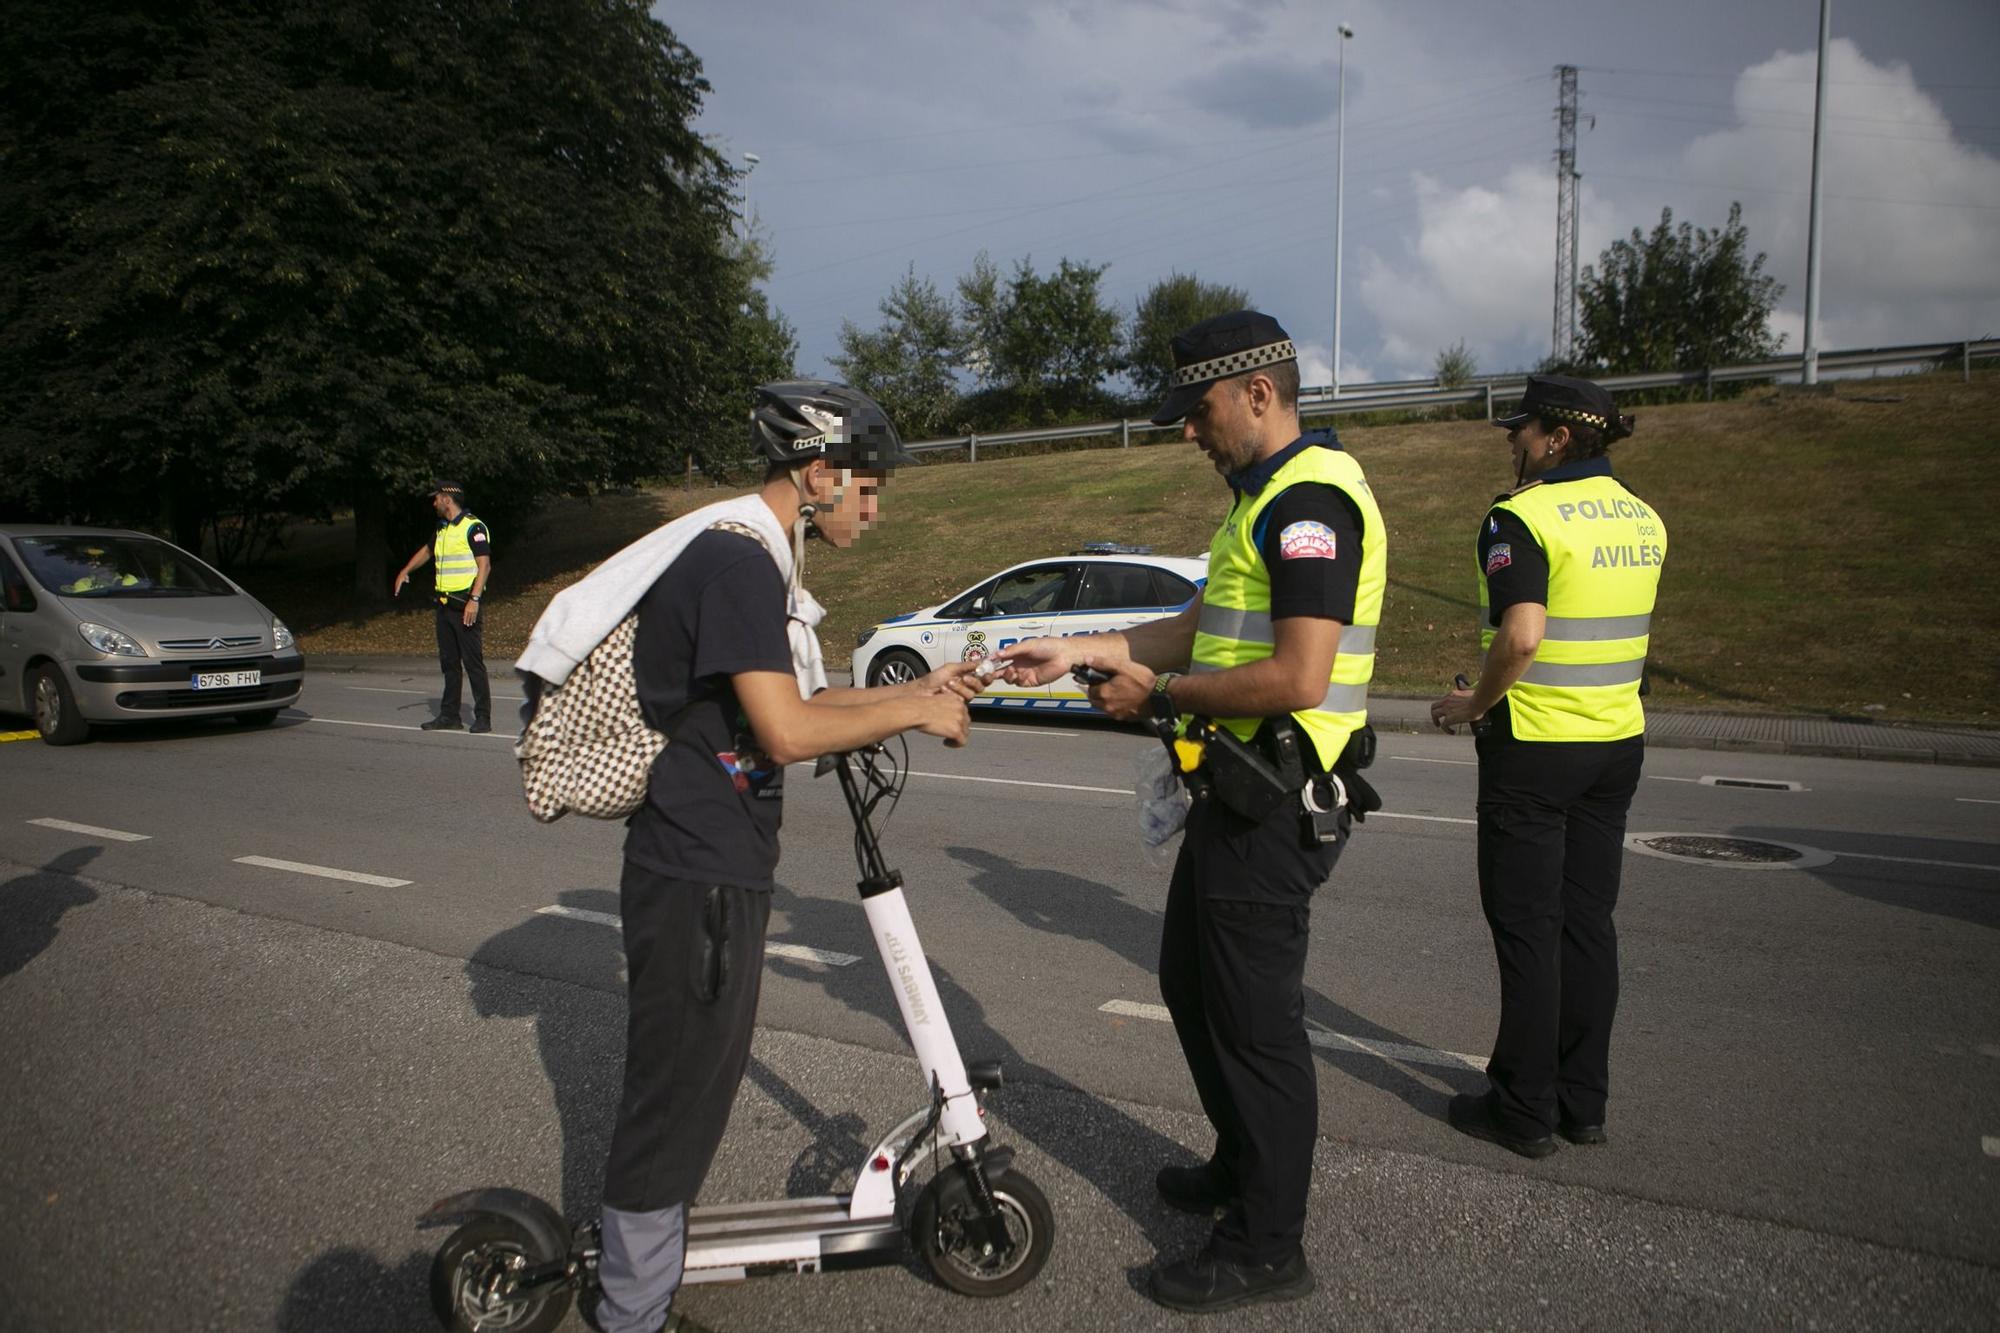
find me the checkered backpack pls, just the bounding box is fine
[514,520,769,823]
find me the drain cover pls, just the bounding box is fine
[1626,833,1833,870]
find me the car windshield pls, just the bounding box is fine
[14,535,234,599]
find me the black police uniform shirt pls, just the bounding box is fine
[625,531,793,891]
[1229,434,1366,629]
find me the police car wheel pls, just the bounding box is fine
[31,664,89,746]
[866,649,926,689]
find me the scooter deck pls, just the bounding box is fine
[683,1195,903,1282]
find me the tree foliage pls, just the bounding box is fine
[0,0,783,592]
[1128,273,1251,401]
[957,253,1124,425]
[1433,339,1477,388]
[1574,203,1785,374]
[830,266,962,440]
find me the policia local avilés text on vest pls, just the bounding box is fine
[1430,374,1667,1160]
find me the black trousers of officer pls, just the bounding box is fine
[1159,791,1340,1266]
[1475,704,1644,1138]
[435,597,490,726]
[603,863,771,1211]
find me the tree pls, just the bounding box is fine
[830,266,962,441]
[0,1,766,596]
[957,253,1124,423]
[1433,340,1477,387]
[1574,203,1785,375]
[1129,273,1251,401]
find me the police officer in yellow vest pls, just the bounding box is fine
[1430,374,1665,1159]
[392,480,493,733]
[1002,311,1384,1314]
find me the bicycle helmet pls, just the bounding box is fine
[751,380,915,469]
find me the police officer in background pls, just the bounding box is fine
[1003,311,1385,1313]
[1430,375,1667,1159]
[392,480,493,733]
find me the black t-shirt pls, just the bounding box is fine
[1478,506,1551,625]
[624,531,794,890]
[1253,482,1366,623]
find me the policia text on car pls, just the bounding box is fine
[1430,374,1668,1160]
[1000,310,1383,1316]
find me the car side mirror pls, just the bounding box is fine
[968,596,991,618]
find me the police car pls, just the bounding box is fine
[851,545,1208,714]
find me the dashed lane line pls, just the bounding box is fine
[1957,798,2000,806]
[1390,755,1476,766]
[233,856,412,888]
[27,818,151,842]
[1370,810,1479,827]
[301,715,514,739]
[1099,1000,1487,1072]
[345,685,526,702]
[534,905,860,966]
[905,770,1132,795]
[1831,850,2000,874]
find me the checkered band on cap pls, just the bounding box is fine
[1171,339,1297,388]
[1540,404,1609,428]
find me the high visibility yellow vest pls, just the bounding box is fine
[1480,476,1666,742]
[433,513,486,594]
[1191,445,1387,769]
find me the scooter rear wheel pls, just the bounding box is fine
[911,1169,1054,1297]
[429,1216,574,1333]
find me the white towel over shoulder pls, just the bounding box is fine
[515,493,827,698]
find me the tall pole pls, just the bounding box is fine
[740,151,761,241]
[1332,24,1353,399]
[1802,0,1830,384]
[1553,66,1580,364]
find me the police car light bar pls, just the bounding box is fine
[1073,543,1154,555]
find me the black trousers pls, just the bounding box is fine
[602,864,771,1211]
[1475,711,1644,1137]
[435,600,490,726]
[1159,793,1341,1266]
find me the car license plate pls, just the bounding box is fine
[192,669,261,690]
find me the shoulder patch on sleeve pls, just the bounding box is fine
[1277,520,1337,561]
[1484,542,1513,575]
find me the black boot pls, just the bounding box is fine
[1149,1245,1315,1313]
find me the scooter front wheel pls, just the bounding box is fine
[429,1217,574,1333]
[911,1169,1054,1297]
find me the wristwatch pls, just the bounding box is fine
[1149,672,1180,724]
[469,594,482,602]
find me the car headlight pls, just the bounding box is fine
[855,627,877,649]
[77,622,148,657]
[272,619,296,651]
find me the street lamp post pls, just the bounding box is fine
[741,151,761,240]
[1801,0,1829,385]
[1333,24,1354,400]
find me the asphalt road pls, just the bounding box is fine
[3,665,1997,1330]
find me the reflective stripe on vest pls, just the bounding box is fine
[1191,445,1387,769]
[1479,477,1665,742]
[433,514,485,593]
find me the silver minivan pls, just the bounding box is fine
[0,525,305,745]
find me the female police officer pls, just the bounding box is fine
[1430,374,1666,1159]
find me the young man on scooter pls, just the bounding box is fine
[594,382,981,1333]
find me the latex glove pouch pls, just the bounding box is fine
[1135,743,1191,851]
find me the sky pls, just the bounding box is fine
[659,0,2000,399]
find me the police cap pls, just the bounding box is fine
[1149,310,1298,426]
[1494,375,1633,441]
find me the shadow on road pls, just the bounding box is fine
[1737,825,2000,930]
[0,846,101,981]
[275,1247,432,1333]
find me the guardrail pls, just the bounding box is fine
[904,338,2000,459]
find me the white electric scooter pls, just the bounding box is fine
[419,743,1054,1332]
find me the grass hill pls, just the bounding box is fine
[266,371,2000,724]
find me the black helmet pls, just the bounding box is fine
[752,380,915,469]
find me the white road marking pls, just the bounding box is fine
[1956,798,2000,806]
[1646,775,1702,783]
[534,905,859,965]
[1390,756,1476,767]
[906,770,1132,795]
[1100,1000,1486,1072]
[1833,851,2000,874]
[27,818,151,842]
[345,685,525,702]
[303,716,513,739]
[1984,1136,2000,1158]
[234,856,410,887]
[1370,811,1478,827]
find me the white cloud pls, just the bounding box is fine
[1293,338,1373,391]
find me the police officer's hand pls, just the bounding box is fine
[992,636,1073,686]
[917,661,985,701]
[462,600,480,628]
[1430,686,1482,735]
[913,693,972,748]
[391,571,408,598]
[1083,655,1155,722]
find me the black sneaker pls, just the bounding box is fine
[1156,1160,1234,1215]
[1558,1119,1607,1146]
[468,719,492,734]
[1447,1092,1557,1159]
[419,716,464,732]
[1149,1245,1315,1314]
